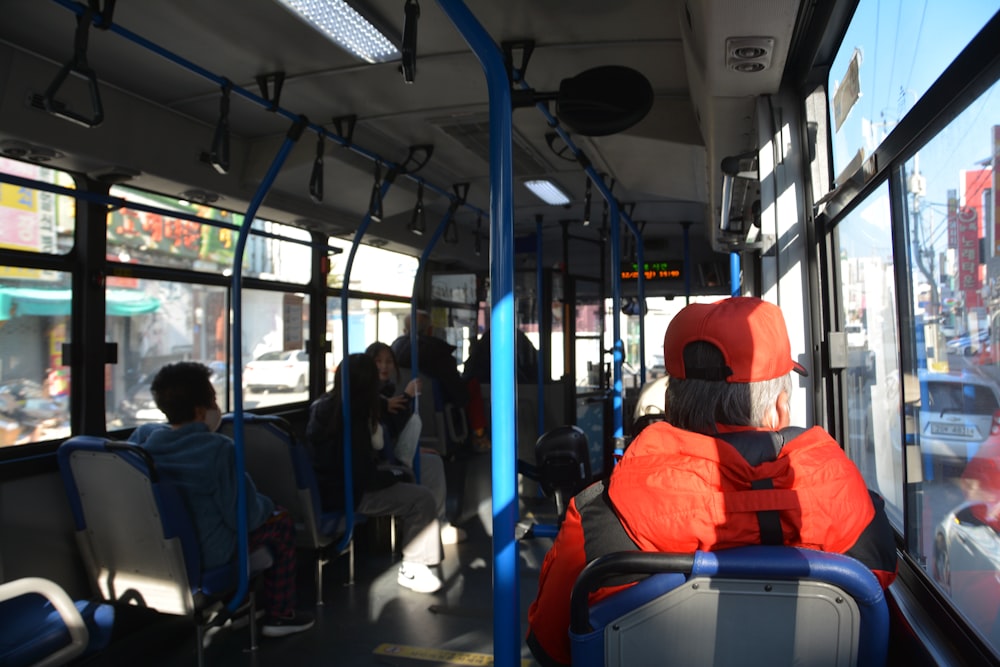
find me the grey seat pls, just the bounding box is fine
[57,436,272,667]
[218,413,363,601]
[570,546,890,667]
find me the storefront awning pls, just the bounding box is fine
[0,287,160,320]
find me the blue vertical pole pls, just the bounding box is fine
[336,177,396,552]
[407,205,461,482]
[514,83,640,436]
[609,203,624,453]
[410,205,459,389]
[682,222,692,305]
[435,3,518,666]
[228,116,308,612]
[622,212,646,385]
[730,252,741,297]
[536,215,545,438]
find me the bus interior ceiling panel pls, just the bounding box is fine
[0,0,801,282]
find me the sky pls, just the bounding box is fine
[830,0,999,257]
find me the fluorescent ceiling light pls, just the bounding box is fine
[276,0,399,64]
[524,179,570,206]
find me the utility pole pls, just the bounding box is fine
[910,154,937,317]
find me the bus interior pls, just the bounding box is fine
[1,0,1000,665]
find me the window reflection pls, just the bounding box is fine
[903,77,1000,648]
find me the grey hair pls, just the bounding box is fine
[666,341,792,434]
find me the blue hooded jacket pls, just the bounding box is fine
[129,422,274,569]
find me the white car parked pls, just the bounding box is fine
[243,350,310,392]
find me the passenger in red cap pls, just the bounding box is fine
[526,297,897,667]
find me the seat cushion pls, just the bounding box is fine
[0,593,113,667]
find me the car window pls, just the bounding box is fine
[927,382,999,415]
[967,386,1000,414]
[256,351,285,362]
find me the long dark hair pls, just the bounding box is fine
[332,353,381,432]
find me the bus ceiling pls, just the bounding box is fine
[0,0,807,276]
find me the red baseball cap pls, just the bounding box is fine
[664,297,808,383]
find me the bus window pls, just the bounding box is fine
[828,0,998,184]
[835,182,903,522]
[109,281,228,430]
[902,76,1000,650]
[0,272,73,446]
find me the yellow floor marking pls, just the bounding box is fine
[373,643,531,666]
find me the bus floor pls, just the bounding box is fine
[79,498,558,667]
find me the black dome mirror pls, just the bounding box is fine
[556,66,653,137]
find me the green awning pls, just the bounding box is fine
[0,287,160,320]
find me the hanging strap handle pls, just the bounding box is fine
[43,5,108,127]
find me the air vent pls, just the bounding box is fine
[431,114,551,175]
[1,139,64,163]
[726,37,774,73]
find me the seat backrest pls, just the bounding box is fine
[57,436,205,616]
[217,414,332,549]
[570,546,889,667]
[396,369,452,455]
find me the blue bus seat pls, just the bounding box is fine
[56,435,272,667]
[218,414,366,600]
[570,546,889,667]
[0,577,113,667]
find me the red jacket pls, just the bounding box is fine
[526,422,898,667]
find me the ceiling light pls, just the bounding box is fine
[524,179,570,206]
[276,0,399,64]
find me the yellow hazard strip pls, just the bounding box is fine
[373,643,531,666]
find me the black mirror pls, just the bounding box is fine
[556,66,653,137]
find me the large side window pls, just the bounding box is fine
[834,183,903,524]
[0,158,75,446]
[901,78,1000,650]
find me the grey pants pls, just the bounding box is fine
[357,481,442,566]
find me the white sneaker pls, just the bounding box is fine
[397,562,442,593]
[440,523,468,545]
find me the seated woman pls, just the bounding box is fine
[306,354,443,594]
[365,341,466,545]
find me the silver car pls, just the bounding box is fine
[918,371,1000,478]
[933,501,1000,644]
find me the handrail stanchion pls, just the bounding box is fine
[228,116,308,613]
[622,211,646,385]
[682,222,692,304]
[730,251,741,297]
[608,203,624,454]
[536,214,545,438]
[408,202,461,482]
[435,3,518,666]
[514,78,642,451]
[337,176,397,552]
[47,0,488,230]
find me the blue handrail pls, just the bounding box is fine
[228,116,308,613]
[336,178,396,553]
[407,206,460,480]
[730,251,741,297]
[435,3,519,667]
[48,0,488,223]
[514,79,646,445]
[536,215,545,438]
